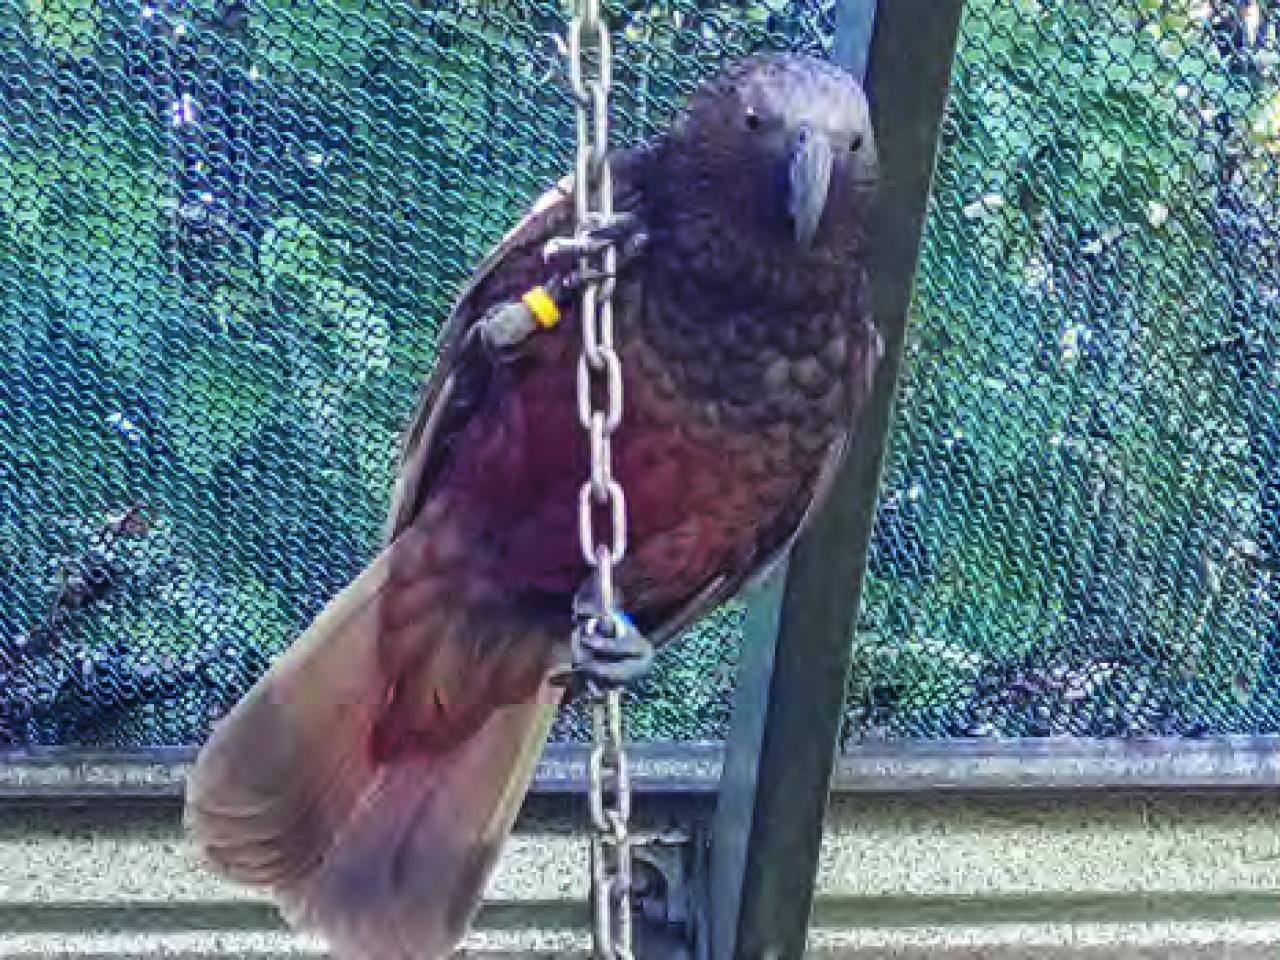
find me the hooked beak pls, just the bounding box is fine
[787,124,833,248]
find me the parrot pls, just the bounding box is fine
[183,52,882,960]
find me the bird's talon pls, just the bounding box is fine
[581,653,653,691]
[542,214,647,268]
[572,574,612,623]
[621,231,649,261]
[547,623,653,693]
[577,613,639,652]
[574,615,654,690]
[581,212,642,244]
[560,580,654,693]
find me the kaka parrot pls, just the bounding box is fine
[184,52,882,959]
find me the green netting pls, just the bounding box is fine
[0,0,1276,749]
[846,0,1280,741]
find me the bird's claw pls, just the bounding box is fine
[542,212,647,268]
[571,572,613,623]
[570,611,655,693]
[585,211,643,241]
[547,576,654,694]
[478,214,649,359]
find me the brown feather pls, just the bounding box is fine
[185,516,561,959]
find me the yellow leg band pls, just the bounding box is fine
[522,286,561,329]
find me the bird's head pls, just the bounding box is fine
[663,53,878,261]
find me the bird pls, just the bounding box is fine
[183,51,882,960]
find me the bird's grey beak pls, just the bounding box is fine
[788,125,833,248]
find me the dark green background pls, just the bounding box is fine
[1,0,1277,747]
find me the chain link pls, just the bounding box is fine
[567,2,634,958]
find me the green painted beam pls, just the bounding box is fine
[709,1,968,958]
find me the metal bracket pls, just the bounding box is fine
[631,827,709,960]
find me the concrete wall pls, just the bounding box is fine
[4,747,1280,958]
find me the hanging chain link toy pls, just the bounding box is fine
[566,2,639,957]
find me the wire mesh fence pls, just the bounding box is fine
[0,0,1275,749]
[848,0,1280,741]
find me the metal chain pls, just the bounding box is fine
[567,2,634,958]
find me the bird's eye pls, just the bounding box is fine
[850,133,864,153]
[745,109,761,131]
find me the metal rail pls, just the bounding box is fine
[10,735,1280,802]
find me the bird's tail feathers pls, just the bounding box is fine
[184,533,560,959]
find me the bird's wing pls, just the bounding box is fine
[383,149,649,546]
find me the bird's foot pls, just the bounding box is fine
[542,212,648,270]
[476,271,577,356]
[548,575,654,694]
[477,215,647,358]
[569,610,654,693]
[476,299,540,355]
